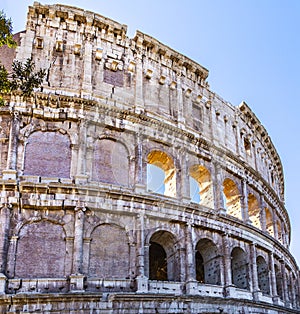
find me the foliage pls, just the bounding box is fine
[10,58,46,96]
[0,10,16,48]
[0,58,46,101]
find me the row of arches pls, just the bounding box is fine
[20,131,286,244]
[7,219,297,305]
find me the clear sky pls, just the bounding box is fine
[2,0,300,265]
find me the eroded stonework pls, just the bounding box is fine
[0,2,299,313]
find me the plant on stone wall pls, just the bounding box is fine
[0,58,46,105]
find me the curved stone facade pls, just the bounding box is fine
[0,2,299,313]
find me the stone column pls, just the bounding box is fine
[241,179,250,223]
[180,149,190,203]
[280,259,289,305]
[212,161,225,214]
[82,237,91,275]
[135,133,146,193]
[70,205,86,292]
[72,205,85,274]
[4,111,20,180]
[75,119,88,184]
[176,78,185,126]
[65,237,74,276]
[185,223,198,294]
[6,236,18,278]
[135,211,148,292]
[269,252,278,302]
[0,204,12,274]
[134,55,144,113]
[81,39,92,96]
[223,233,233,296]
[250,243,260,300]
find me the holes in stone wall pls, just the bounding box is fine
[257,256,270,295]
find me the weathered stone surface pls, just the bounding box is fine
[0,2,298,313]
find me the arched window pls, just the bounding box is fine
[15,221,66,278]
[148,230,179,281]
[24,131,71,178]
[189,165,214,208]
[92,139,129,186]
[256,256,270,295]
[195,238,221,285]
[248,194,261,229]
[223,178,242,219]
[265,208,274,236]
[147,151,176,197]
[231,247,249,290]
[89,224,129,278]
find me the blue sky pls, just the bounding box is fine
[2,0,300,265]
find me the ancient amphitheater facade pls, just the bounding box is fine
[0,2,299,313]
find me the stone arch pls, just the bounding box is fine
[148,230,180,281]
[256,255,270,295]
[248,194,261,229]
[265,207,274,236]
[88,223,130,278]
[23,131,71,178]
[231,247,249,290]
[195,238,221,285]
[92,138,129,186]
[14,220,66,278]
[223,178,242,219]
[189,165,214,208]
[147,150,176,197]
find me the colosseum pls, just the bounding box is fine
[0,2,299,313]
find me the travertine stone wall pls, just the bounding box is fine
[0,2,298,313]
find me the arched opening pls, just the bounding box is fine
[24,131,71,178]
[265,208,274,236]
[256,256,270,295]
[189,165,214,208]
[89,224,129,278]
[223,178,242,219]
[147,151,176,197]
[15,221,66,278]
[195,238,221,285]
[148,230,179,281]
[275,264,283,299]
[149,242,167,281]
[248,194,261,229]
[92,139,129,186]
[231,247,249,290]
